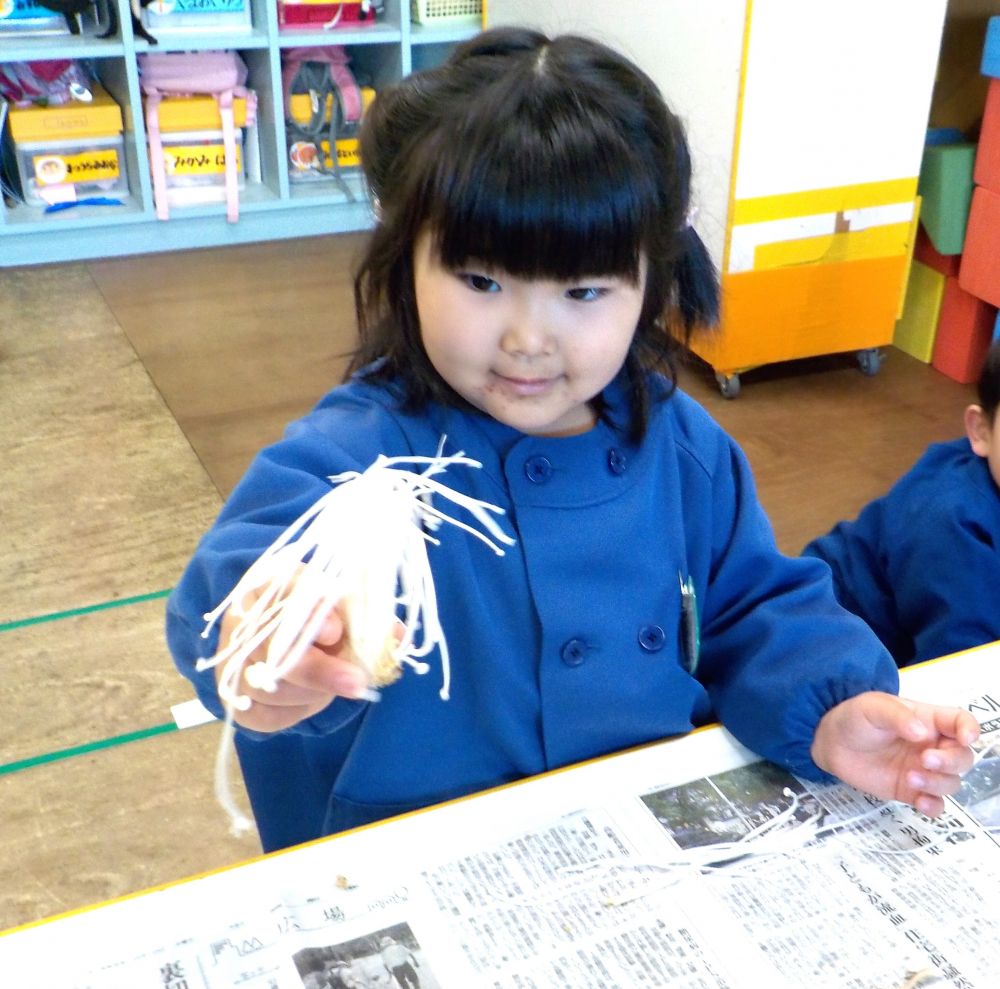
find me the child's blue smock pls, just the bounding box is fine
[167,370,897,851]
[803,438,1000,667]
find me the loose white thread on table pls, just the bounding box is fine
[466,739,1000,939]
[597,737,1000,909]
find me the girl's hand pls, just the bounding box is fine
[215,598,373,733]
[811,691,979,818]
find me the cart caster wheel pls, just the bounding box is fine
[716,372,741,399]
[857,348,884,376]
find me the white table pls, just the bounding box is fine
[3,642,999,988]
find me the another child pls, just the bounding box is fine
[804,340,1000,666]
[166,27,977,853]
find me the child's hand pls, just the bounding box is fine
[215,597,374,733]
[811,691,979,818]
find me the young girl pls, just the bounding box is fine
[166,27,977,852]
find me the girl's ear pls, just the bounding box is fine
[964,404,992,457]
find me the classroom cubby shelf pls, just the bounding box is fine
[0,0,482,266]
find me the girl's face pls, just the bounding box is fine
[414,231,647,437]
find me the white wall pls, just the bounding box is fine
[486,0,748,270]
[736,0,947,199]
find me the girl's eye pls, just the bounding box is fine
[566,286,609,302]
[459,273,501,293]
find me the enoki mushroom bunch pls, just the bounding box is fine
[197,446,515,833]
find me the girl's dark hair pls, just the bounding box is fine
[978,340,1000,423]
[349,26,719,439]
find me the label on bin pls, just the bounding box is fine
[164,144,242,176]
[289,138,359,172]
[33,150,120,185]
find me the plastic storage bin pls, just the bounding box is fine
[278,0,378,29]
[144,92,254,214]
[411,0,480,25]
[13,135,126,205]
[285,87,372,183]
[0,0,69,34]
[4,85,128,206]
[142,0,251,34]
[150,128,246,207]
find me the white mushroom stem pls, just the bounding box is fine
[194,444,515,835]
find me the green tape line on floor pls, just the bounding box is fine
[0,723,179,777]
[0,589,173,633]
[0,589,184,774]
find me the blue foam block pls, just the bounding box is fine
[926,127,966,146]
[984,16,1000,79]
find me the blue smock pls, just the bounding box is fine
[167,371,897,850]
[804,438,1000,666]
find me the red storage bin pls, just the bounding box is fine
[278,1,379,29]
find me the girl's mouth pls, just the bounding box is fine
[492,372,557,397]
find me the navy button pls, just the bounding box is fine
[560,638,588,666]
[608,448,627,475]
[638,624,666,652]
[524,456,553,483]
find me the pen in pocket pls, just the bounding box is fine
[679,572,700,676]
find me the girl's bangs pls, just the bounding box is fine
[424,121,652,283]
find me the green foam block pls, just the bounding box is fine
[918,143,976,255]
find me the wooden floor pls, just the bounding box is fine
[0,234,976,933]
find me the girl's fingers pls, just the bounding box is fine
[285,645,370,694]
[906,767,964,798]
[921,742,976,777]
[935,708,981,746]
[850,692,927,745]
[250,657,370,703]
[913,793,946,819]
[312,607,345,647]
[901,698,980,746]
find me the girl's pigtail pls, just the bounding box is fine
[673,224,720,342]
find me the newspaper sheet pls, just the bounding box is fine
[3,644,999,989]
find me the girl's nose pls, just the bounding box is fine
[500,307,554,358]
